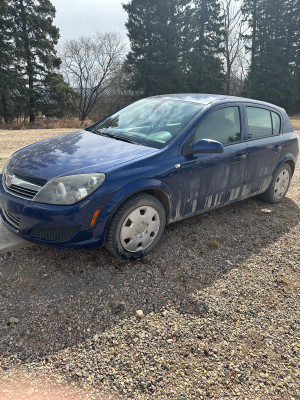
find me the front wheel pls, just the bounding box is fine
[257,163,292,204]
[105,193,166,259]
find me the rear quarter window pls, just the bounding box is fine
[246,107,281,139]
[272,112,281,134]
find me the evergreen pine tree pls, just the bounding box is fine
[289,0,300,112]
[39,72,75,118]
[13,0,64,122]
[123,0,190,96]
[242,0,300,112]
[0,0,21,122]
[187,0,225,93]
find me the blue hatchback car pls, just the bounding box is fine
[0,94,299,258]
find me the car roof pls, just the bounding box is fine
[150,93,285,112]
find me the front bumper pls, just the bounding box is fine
[0,174,109,248]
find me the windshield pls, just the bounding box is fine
[87,98,204,149]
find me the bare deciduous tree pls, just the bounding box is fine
[61,32,125,122]
[221,0,248,95]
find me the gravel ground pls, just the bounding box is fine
[0,129,299,399]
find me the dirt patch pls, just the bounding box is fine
[0,129,299,399]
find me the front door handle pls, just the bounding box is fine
[234,153,246,161]
[273,145,281,152]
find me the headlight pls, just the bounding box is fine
[33,173,105,205]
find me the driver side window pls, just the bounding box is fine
[194,106,241,145]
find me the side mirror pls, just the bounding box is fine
[192,139,224,154]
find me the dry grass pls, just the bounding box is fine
[290,116,300,130]
[207,240,220,249]
[0,117,95,130]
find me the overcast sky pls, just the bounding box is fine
[51,0,129,43]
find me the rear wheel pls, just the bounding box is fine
[257,163,292,203]
[105,193,166,259]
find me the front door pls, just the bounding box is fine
[178,104,248,218]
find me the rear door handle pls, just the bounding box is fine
[273,145,281,152]
[234,153,246,161]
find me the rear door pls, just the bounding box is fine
[243,104,285,195]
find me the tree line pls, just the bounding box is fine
[0,0,74,123]
[0,0,300,126]
[124,0,300,114]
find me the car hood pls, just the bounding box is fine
[9,130,158,184]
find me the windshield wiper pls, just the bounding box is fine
[89,128,141,145]
[112,135,141,145]
[88,128,113,137]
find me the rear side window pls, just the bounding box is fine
[246,107,281,139]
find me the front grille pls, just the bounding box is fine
[2,210,21,229]
[8,184,39,199]
[29,225,81,241]
[3,173,42,200]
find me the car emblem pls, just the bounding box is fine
[6,174,15,187]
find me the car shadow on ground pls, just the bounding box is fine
[0,195,299,362]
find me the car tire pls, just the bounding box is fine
[257,163,292,204]
[105,193,166,259]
